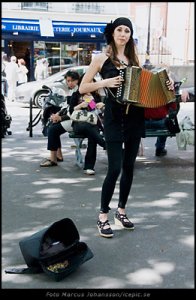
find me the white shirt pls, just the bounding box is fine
[5,61,19,82]
[17,65,28,84]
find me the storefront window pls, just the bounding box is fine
[34,41,97,75]
[78,43,96,65]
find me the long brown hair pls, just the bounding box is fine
[105,36,140,68]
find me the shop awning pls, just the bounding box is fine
[2,18,106,37]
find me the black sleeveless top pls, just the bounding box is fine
[100,58,145,142]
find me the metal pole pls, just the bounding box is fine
[143,2,154,70]
[29,97,33,137]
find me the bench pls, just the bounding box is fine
[145,128,176,137]
[69,128,176,167]
[139,128,176,156]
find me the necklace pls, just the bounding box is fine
[114,58,129,67]
[119,60,128,67]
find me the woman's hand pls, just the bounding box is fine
[104,76,124,88]
[74,101,88,110]
[166,78,174,91]
[80,101,89,108]
[181,89,189,102]
[96,102,105,110]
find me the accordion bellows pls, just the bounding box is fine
[117,66,176,108]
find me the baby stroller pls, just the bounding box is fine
[1,94,12,138]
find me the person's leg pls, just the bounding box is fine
[73,122,105,148]
[114,136,141,229]
[99,142,122,217]
[97,141,122,237]
[73,122,105,173]
[118,136,141,209]
[7,80,14,101]
[155,136,167,156]
[155,136,167,150]
[47,123,65,163]
[50,149,64,162]
[84,137,97,172]
[57,148,63,161]
[12,81,17,101]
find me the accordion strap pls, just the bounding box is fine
[5,266,42,274]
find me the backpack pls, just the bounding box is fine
[5,218,94,281]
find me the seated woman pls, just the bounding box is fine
[69,76,105,175]
[40,71,80,167]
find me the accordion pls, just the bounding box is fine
[115,66,176,108]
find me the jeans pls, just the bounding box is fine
[73,122,105,170]
[145,119,167,150]
[47,122,66,151]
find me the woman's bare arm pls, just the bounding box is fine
[79,53,124,94]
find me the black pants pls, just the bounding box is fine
[73,122,105,170]
[100,136,141,213]
[47,122,66,151]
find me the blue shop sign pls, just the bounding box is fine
[2,19,40,33]
[2,18,106,36]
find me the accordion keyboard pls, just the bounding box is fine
[116,69,126,104]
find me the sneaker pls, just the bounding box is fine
[114,210,134,230]
[84,169,95,175]
[155,149,167,156]
[97,220,114,238]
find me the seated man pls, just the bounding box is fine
[145,87,190,157]
[145,103,177,156]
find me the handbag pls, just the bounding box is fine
[5,218,94,281]
[165,115,180,134]
[176,115,194,150]
[165,108,180,134]
[70,109,98,125]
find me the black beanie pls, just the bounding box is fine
[104,17,133,44]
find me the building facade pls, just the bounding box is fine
[2,2,194,81]
[130,2,194,66]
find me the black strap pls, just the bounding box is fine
[5,266,42,274]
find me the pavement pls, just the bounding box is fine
[1,99,195,297]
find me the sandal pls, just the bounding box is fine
[40,159,58,167]
[114,210,134,230]
[97,219,114,238]
[57,157,63,162]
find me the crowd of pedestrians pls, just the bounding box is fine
[1,54,50,102]
[2,54,29,102]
